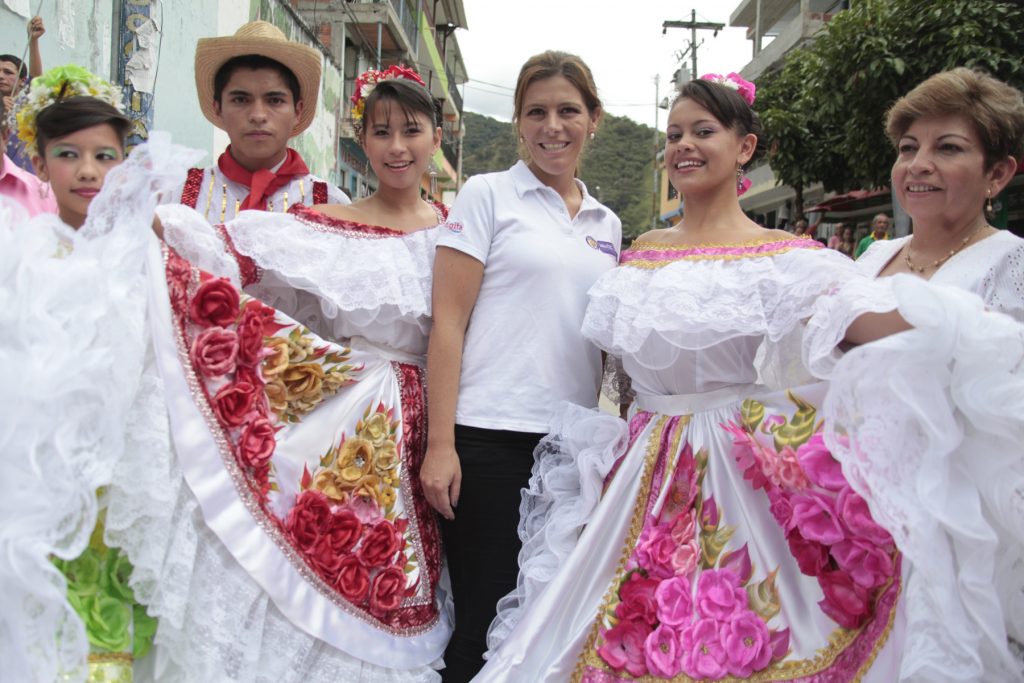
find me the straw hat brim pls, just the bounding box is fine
[194,34,322,136]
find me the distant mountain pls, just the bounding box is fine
[460,110,661,239]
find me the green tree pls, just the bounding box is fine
[460,111,518,178]
[760,0,1024,194]
[579,115,663,240]
[758,49,833,220]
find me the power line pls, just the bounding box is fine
[468,77,514,91]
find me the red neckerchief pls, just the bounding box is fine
[217,146,310,211]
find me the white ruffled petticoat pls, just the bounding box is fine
[0,134,202,682]
[486,403,630,650]
[807,266,1024,682]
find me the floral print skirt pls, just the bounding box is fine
[479,383,904,682]
[153,244,448,668]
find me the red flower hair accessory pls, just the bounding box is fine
[700,72,756,106]
[350,65,427,129]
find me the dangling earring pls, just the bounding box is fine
[735,166,751,197]
[589,130,595,140]
[986,188,994,214]
[39,182,50,199]
[428,159,438,196]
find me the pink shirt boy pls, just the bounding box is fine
[0,152,57,217]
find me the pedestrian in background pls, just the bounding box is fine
[828,222,856,257]
[2,15,46,172]
[854,212,890,257]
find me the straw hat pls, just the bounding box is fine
[194,20,321,136]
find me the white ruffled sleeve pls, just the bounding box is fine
[822,274,1024,682]
[222,210,439,325]
[583,246,861,356]
[156,203,242,285]
[801,276,900,379]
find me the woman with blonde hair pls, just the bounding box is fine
[421,50,621,681]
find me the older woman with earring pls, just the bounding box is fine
[805,67,1024,681]
[853,68,1022,310]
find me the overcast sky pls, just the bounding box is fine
[454,0,755,129]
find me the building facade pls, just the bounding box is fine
[294,0,468,204]
[728,0,851,232]
[0,0,468,202]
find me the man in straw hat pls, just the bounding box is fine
[175,20,348,225]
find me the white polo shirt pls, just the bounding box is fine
[437,161,622,433]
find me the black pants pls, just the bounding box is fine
[440,424,545,683]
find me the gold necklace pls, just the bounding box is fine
[903,222,987,273]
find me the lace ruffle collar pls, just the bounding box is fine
[583,245,859,354]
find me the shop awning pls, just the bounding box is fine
[806,188,889,213]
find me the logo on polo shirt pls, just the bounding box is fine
[586,235,618,259]
[446,221,464,234]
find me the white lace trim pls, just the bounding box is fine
[0,133,201,682]
[822,274,1024,682]
[224,211,439,323]
[802,277,900,379]
[584,247,859,355]
[485,403,627,655]
[804,231,1024,380]
[952,231,1024,323]
[157,203,242,285]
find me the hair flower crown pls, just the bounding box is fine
[350,64,426,128]
[700,72,756,106]
[12,64,125,153]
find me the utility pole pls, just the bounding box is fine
[663,10,725,82]
[652,74,659,228]
[113,0,161,150]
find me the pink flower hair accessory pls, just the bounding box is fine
[700,72,756,106]
[350,64,427,129]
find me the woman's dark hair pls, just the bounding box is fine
[361,77,439,135]
[0,54,27,79]
[214,55,301,104]
[672,79,766,170]
[35,95,131,155]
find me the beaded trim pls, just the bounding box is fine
[288,203,447,238]
[392,361,444,615]
[623,238,822,268]
[312,180,328,205]
[180,168,204,209]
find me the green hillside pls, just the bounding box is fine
[460,110,662,240]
